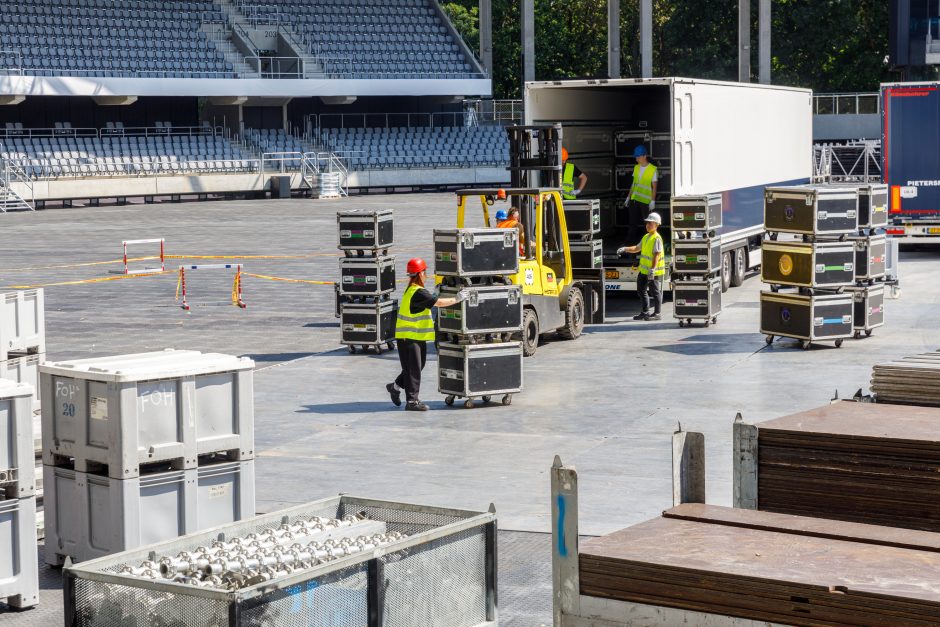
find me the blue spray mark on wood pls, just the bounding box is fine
[556,494,568,557]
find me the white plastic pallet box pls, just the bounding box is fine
[0,496,39,608]
[41,350,254,479]
[0,352,44,412]
[0,379,36,499]
[44,459,255,565]
[0,289,45,361]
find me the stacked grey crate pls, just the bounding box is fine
[41,350,256,565]
[871,351,940,406]
[761,185,861,349]
[0,379,39,609]
[336,209,398,354]
[565,199,603,272]
[671,194,723,327]
[434,228,523,408]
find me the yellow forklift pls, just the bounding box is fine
[446,125,604,356]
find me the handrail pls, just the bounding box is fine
[0,67,241,78]
[813,92,880,115]
[314,111,476,132]
[0,125,226,139]
[9,156,262,180]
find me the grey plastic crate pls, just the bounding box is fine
[0,379,36,499]
[41,350,254,479]
[0,352,43,412]
[0,289,45,361]
[65,495,497,627]
[45,459,255,565]
[0,496,39,608]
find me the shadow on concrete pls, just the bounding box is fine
[585,322,679,333]
[242,351,319,362]
[645,333,767,355]
[297,401,396,414]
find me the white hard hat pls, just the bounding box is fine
[645,212,662,225]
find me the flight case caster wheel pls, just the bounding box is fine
[835,338,844,348]
[704,320,710,327]
[502,395,512,406]
[865,330,873,337]
[464,399,475,409]
[387,341,396,351]
[854,331,861,339]
[765,335,774,345]
[678,319,685,327]
[444,396,455,406]
[482,395,492,403]
[347,345,357,354]
[801,340,812,350]
[711,316,718,325]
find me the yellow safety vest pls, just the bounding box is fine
[639,232,665,277]
[562,162,576,200]
[629,164,657,204]
[395,284,435,341]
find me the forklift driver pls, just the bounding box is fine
[498,206,526,255]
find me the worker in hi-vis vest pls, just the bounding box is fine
[386,258,468,411]
[624,145,658,240]
[561,148,588,200]
[617,212,666,321]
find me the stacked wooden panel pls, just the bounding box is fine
[756,401,940,531]
[580,504,940,626]
[871,351,940,406]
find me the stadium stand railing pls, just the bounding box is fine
[0,124,258,179]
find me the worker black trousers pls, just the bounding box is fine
[637,272,663,315]
[626,199,652,240]
[395,338,428,403]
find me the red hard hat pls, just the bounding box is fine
[561,147,569,162]
[406,258,427,275]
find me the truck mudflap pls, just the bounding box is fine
[573,268,606,324]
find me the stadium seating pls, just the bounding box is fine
[318,125,508,169]
[0,0,235,77]
[273,0,478,77]
[0,128,256,177]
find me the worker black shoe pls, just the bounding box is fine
[386,383,401,407]
[405,401,429,412]
[633,312,650,321]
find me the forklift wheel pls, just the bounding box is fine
[445,396,455,406]
[464,399,475,409]
[482,395,492,403]
[502,395,512,406]
[765,335,774,345]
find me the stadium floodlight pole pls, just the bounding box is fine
[608,0,620,78]
[479,0,493,77]
[758,0,770,84]
[738,0,751,82]
[639,0,652,78]
[522,0,535,86]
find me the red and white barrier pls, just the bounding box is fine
[122,239,165,275]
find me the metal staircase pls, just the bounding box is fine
[201,21,260,77]
[0,161,34,212]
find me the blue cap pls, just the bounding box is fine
[633,145,648,157]
[495,209,508,221]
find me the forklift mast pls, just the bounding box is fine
[505,124,563,254]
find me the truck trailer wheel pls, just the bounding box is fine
[720,251,732,292]
[731,248,747,287]
[522,308,539,357]
[558,287,585,340]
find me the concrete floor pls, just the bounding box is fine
[1,193,938,624]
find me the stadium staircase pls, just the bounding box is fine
[0,162,34,212]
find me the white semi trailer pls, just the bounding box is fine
[524,77,813,292]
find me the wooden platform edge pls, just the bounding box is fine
[561,595,789,627]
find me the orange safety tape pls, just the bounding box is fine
[4,271,170,290]
[240,272,334,286]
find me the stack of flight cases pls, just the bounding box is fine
[671,194,723,327]
[434,228,523,409]
[565,199,603,271]
[336,209,398,354]
[845,183,888,338]
[761,185,861,349]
